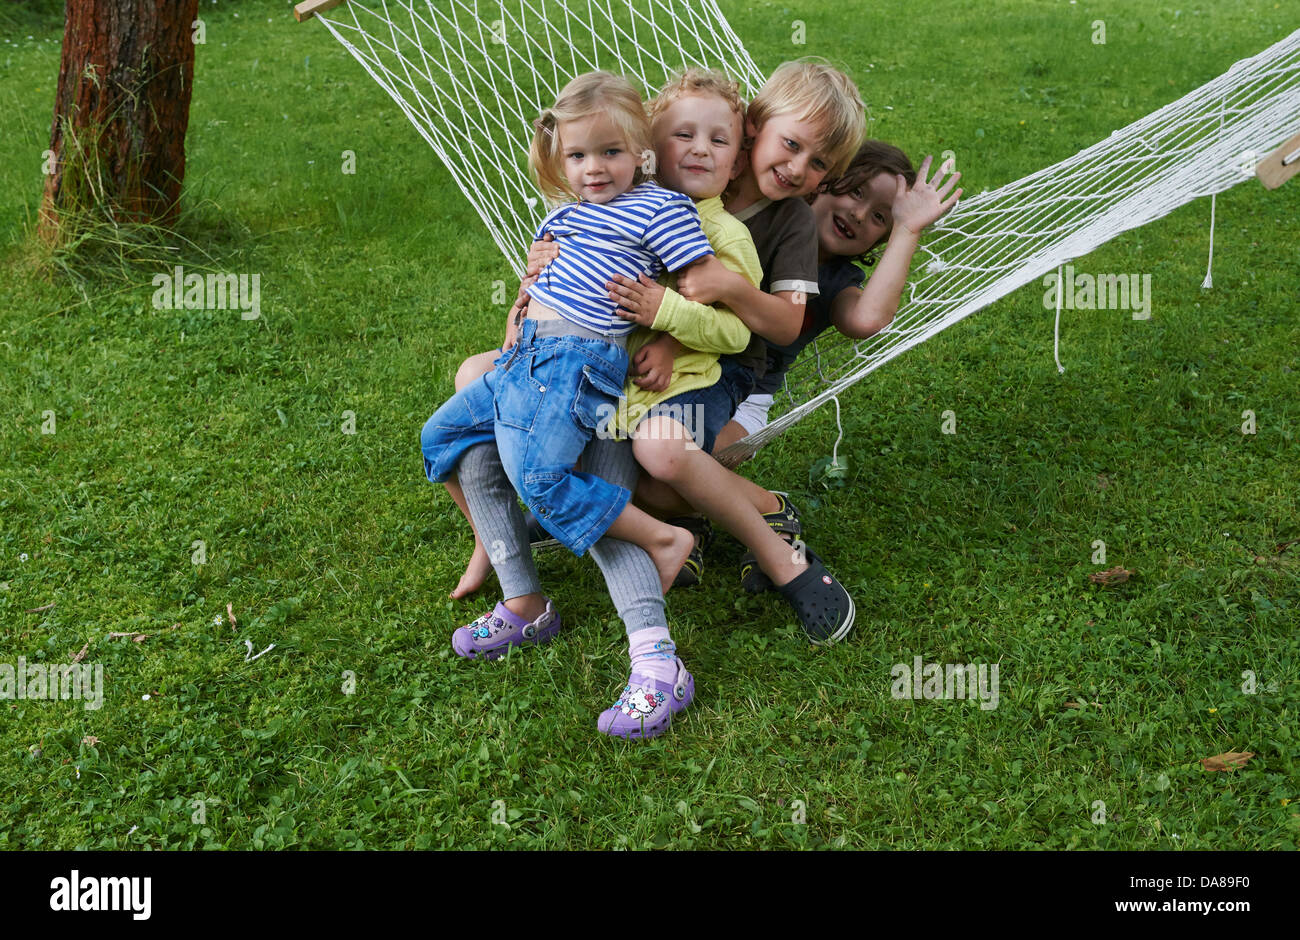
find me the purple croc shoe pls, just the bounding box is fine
[451,599,562,660]
[597,657,695,740]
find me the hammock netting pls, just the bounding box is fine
[305,0,1300,462]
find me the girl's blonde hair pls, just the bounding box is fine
[748,59,866,179]
[529,71,653,203]
[648,67,747,132]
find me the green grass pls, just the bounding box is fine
[1,0,1297,849]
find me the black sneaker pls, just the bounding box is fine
[739,493,803,593]
[668,516,712,588]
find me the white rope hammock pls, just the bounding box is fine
[301,1,1300,463]
[311,0,762,267]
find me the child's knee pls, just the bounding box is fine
[455,349,500,391]
[633,420,692,482]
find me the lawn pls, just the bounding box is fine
[0,0,1297,849]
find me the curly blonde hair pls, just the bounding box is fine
[648,67,746,131]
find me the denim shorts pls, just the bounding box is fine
[639,356,756,454]
[420,317,633,556]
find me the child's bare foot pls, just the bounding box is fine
[450,541,493,599]
[649,525,696,595]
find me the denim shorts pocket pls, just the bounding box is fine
[571,363,625,435]
[494,353,546,431]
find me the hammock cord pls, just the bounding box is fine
[1053,264,1065,375]
[303,6,1300,460]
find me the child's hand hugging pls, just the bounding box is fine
[526,232,561,276]
[674,254,742,306]
[503,274,537,350]
[628,333,681,392]
[608,272,668,327]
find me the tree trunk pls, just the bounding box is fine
[40,0,201,243]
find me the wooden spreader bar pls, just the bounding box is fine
[295,0,348,23]
[1257,130,1300,190]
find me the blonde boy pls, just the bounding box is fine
[603,68,761,444]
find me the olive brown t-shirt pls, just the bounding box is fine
[752,257,866,395]
[723,196,820,379]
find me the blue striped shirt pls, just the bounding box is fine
[527,182,715,336]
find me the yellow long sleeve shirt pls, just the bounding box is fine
[615,195,762,436]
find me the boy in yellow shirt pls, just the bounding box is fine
[601,69,763,445]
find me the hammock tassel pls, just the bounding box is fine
[1202,92,1228,290]
[1053,264,1066,374]
[1202,191,1217,290]
[830,396,844,470]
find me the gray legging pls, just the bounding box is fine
[458,435,665,637]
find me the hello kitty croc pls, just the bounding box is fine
[597,658,694,740]
[451,599,562,660]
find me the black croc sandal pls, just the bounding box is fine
[668,516,712,588]
[740,493,803,593]
[775,548,855,645]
